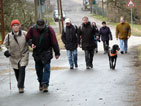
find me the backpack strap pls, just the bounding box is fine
[39,25,49,45]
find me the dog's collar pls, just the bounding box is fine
[110,51,118,56]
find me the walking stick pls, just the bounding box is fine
[7,34,12,91]
[8,60,12,91]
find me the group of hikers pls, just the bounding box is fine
[0,16,131,93]
[62,16,131,69]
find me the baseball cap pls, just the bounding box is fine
[65,18,71,24]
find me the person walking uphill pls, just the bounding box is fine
[99,21,113,54]
[116,16,131,54]
[78,16,97,69]
[1,19,29,93]
[92,22,100,53]
[26,19,60,92]
[61,18,78,69]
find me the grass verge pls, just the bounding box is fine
[56,34,65,49]
[134,45,141,68]
[138,45,141,62]
[47,17,56,25]
[92,14,108,22]
[92,13,141,36]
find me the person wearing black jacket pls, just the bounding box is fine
[26,19,60,92]
[61,18,78,69]
[99,21,113,54]
[78,16,97,69]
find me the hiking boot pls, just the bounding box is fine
[39,84,43,91]
[19,88,24,93]
[43,84,48,92]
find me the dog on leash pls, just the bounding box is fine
[108,44,120,70]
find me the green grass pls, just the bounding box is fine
[132,24,141,36]
[0,34,2,41]
[92,14,108,22]
[138,45,141,61]
[47,17,56,25]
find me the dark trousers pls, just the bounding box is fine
[103,40,109,52]
[13,66,26,88]
[35,60,50,86]
[84,50,94,67]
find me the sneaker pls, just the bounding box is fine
[19,88,24,93]
[125,51,127,54]
[43,84,48,92]
[120,51,124,54]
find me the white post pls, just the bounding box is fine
[130,7,133,31]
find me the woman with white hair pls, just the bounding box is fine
[1,19,29,93]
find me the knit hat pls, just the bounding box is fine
[36,19,46,29]
[11,19,21,27]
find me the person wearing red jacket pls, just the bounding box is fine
[26,19,60,92]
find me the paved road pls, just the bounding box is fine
[0,0,141,106]
[0,50,138,106]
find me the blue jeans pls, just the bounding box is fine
[120,40,128,52]
[35,61,50,85]
[67,49,78,67]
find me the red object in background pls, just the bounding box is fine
[127,0,135,8]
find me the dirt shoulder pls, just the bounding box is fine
[132,45,141,106]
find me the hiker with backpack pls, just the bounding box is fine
[78,16,97,69]
[61,18,78,69]
[26,19,60,92]
[1,19,29,93]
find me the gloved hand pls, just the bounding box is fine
[4,51,11,58]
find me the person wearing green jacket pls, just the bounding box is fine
[116,16,131,54]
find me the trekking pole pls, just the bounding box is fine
[8,60,12,91]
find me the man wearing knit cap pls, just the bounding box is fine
[26,19,60,92]
[1,19,29,93]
